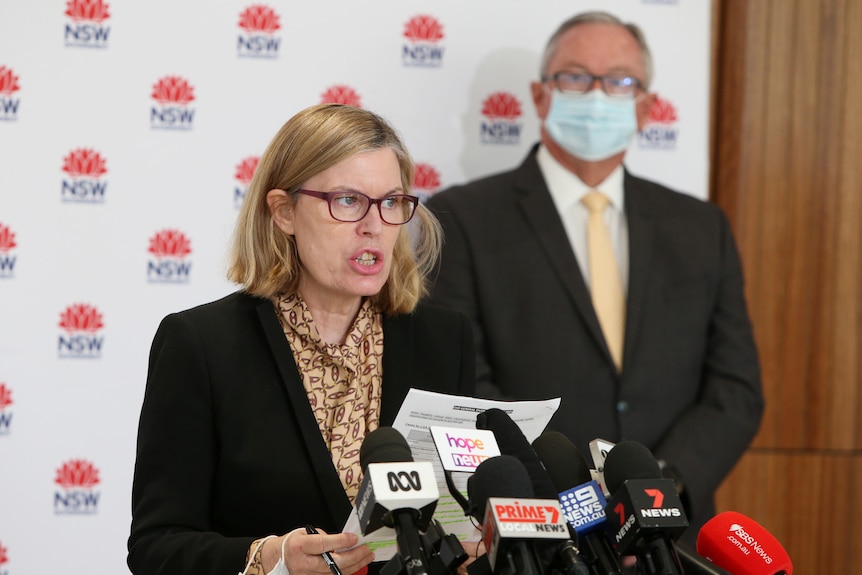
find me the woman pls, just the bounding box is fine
[127,104,475,575]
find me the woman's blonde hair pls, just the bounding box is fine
[227,103,442,315]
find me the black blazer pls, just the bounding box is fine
[127,292,475,575]
[426,145,764,541]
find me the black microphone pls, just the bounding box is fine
[603,441,688,575]
[356,427,438,575]
[532,431,622,575]
[474,411,589,575]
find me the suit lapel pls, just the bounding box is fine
[254,300,352,525]
[514,150,610,361]
[622,171,656,371]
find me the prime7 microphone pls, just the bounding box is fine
[696,511,793,575]
[355,427,438,575]
[532,431,622,575]
[603,441,687,575]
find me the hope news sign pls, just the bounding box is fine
[430,426,501,472]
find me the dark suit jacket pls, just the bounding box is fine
[425,145,764,542]
[127,291,475,575]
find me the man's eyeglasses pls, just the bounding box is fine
[295,189,418,225]
[544,71,642,98]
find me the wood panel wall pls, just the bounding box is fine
[711,0,862,572]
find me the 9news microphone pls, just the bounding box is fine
[355,427,438,575]
[532,431,622,575]
[603,441,687,575]
[696,511,793,575]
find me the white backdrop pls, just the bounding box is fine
[0,1,709,573]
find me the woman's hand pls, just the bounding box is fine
[262,527,374,575]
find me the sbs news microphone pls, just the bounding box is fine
[473,410,589,575]
[466,454,580,575]
[355,427,438,575]
[696,511,793,575]
[532,431,622,575]
[603,441,687,575]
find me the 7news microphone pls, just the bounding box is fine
[355,427,447,575]
[532,431,622,575]
[602,440,688,575]
[696,511,793,575]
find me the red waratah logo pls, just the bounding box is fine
[413,163,441,191]
[235,157,259,184]
[151,76,196,105]
[403,15,444,42]
[0,66,21,95]
[481,92,522,120]
[320,85,362,107]
[59,304,105,333]
[0,384,12,410]
[55,459,101,489]
[65,0,111,22]
[238,5,280,33]
[0,541,8,565]
[0,223,16,252]
[649,97,678,124]
[148,230,192,258]
[62,148,108,177]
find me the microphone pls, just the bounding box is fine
[696,511,793,575]
[472,410,590,575]
[532,431,622,575]
[356,427,438,575]
[466,454,571,575]
[603,441,688,575]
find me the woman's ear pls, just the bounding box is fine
[266,189,295,235]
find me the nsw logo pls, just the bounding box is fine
[61,148,108,203]
[64,0,111,49]
[0,66,21,121]
[53,459,101,515]
[402,15,445,68]
[480,92,523,145]
[234,156,259,208]
[147,229,193,283]
[638,96,678,150]
[237,5,281,59]
[320,85,362,107]
[58,303,105,358]
[0,383,13,435]
[0,540,9,574]
[412,163,441,203]
[150,76,196,130]
[0,223,17,278]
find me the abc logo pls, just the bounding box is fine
[387,470,422,491]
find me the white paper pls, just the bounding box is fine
[342,389,560,562]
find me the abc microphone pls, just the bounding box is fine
[532,431,622,575]
[603,441,688,575]
[696,511,793,575]
[355,427,438,575]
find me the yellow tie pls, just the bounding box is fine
[582,191,625,371]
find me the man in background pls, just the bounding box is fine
[426,11,764,542]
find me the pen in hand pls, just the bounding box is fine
[305,525,344,575]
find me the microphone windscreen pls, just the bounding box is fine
[602,440,662,494]
[359,426,413,470]
[466,454,534,523]
[531,431,592,491]
[475,408,557,498]
[696,511,793,575]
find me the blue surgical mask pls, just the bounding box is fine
[544,89,638,161]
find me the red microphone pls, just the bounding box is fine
[696,511,792,575]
